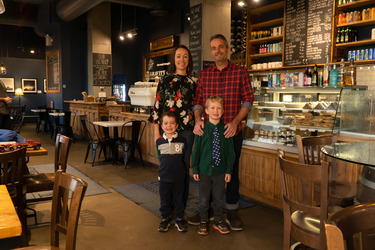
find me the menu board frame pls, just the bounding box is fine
[46,50,60,93]
[142,48,174,82]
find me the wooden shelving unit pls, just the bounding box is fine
[247,1,284,70]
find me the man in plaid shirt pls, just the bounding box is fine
[191,34,254,231]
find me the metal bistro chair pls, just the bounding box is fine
[278,149,329,250]
[325,203,375,250]
[15,170,88,250]
[0,147,28,246]
[117,120,147,168]
[81,119,113,166]
[296,134,357,207]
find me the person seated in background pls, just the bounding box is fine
[0,129,27,143]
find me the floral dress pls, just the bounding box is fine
[148,74,197,132]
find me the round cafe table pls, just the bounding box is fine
[322,141,375,203]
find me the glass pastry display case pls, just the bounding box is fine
[244,86,368,151]
[334,88,375,139]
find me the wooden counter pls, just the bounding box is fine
[108,111,158,165]
[239,142,363,210]
[65,101,109,137]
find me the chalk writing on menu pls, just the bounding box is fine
[284,0,333,66]
[189,4,202,76]
[93,53,112,86]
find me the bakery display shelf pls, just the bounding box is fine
[255,105,336,113]
[243,139,299,154]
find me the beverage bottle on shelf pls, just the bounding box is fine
[323,57,330,87]
[303,66,308,86]
[306,66,312,86]
[318,68,323,87]
[329,64,338,87]
[344,28,349,43]
[311,64,318,86]
[337,58,347,86]
[345,58,357,85]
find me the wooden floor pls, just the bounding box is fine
[1,123,285,250]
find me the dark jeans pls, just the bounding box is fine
[179,130,195,207]
[159,180,185,219]
[0,114,12,130]
[159,128,194,209]
[226,131,243,210]
[199,173,225,222]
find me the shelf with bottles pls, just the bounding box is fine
[248,35,283,44]
[249,18,283,30]
[336,39,375,47]
[337,0,375,11]
[248,51,282,59]
[337,19,375,28]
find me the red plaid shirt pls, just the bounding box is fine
[193,61,254,133]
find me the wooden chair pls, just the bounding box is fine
[278,149,329,250]
[23,134,72,204]
[325,203,375,250]
[117,120,147,168]
[296,134,357,207]
[0,147,28,246]
[15,170,88,250]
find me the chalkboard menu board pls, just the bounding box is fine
[46,50,60,93]
[143,49,174,82]
[189,4,202,76]
[284,0,333,66]
[93,53,112,86]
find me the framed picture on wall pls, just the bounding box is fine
[22,78,37,93]
[142,48,174,82]
[43,78,47,93]
[46,50,60,93]
[0,77,15,92]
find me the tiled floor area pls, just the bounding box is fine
[1,123,284,250]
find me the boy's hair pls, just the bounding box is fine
[160,111,179,124]
[205,96,224,109]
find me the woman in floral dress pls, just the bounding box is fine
[149,44,197,207]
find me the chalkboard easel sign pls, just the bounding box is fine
[46,50,60,93]
[143,48,174,82]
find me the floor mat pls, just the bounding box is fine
[111,180,254,218]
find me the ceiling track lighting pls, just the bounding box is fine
[119,6,138,42]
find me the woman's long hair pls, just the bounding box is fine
[169,44,194,76]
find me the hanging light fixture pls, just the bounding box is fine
[119,6,137,41]
[0,0,5,14]
[0,47,6,75]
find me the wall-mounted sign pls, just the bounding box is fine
[46,50,60,93]
[150,35,175,51]
[189,4,202,76]
[143,48,174,82]
[93,53,112,86]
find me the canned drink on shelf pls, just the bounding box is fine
[348,50,352,61]
[356,50,360,61]
[369,48,373,60]
[360,49,365,60]
[365,49,369,60]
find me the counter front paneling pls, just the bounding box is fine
[65,101,109,137]
[109,110,158,165]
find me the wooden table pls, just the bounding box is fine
[0,185,22,239]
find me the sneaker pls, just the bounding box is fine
[213,220,230,234]
[158,218,170,232]
[188,213,201,225]
[225,209,243,231]
[175,218,188,232]
[189,209,214,225]
[198,221,208,236]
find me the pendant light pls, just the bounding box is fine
[0,47,6,75]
